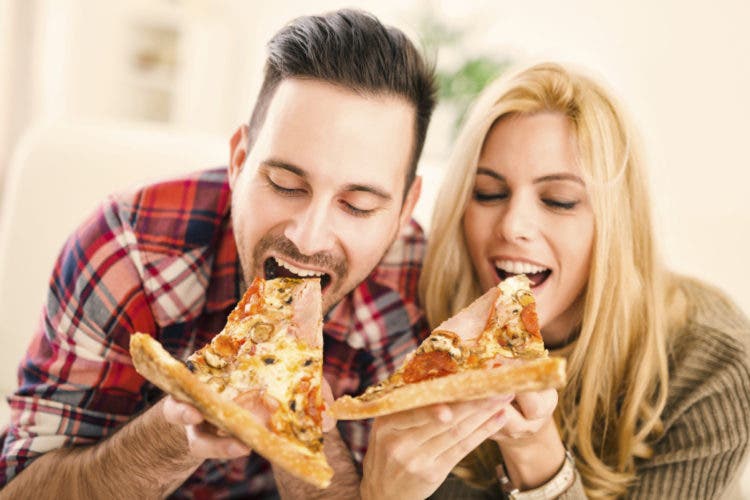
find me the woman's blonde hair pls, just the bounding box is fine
[420,62,678,498]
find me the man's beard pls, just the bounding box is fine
[246,233,349,311]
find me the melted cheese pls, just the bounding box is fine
[187,277,324,452]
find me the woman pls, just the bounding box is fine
[360,62,750,499]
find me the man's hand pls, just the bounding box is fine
[361,395,514,500]
[162,397,251,460]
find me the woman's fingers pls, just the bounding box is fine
[434,408,509,472]
[493,389,559,443]
[420,398,511,455]
[513,389,558,420]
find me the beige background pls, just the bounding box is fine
[0,0,748,492]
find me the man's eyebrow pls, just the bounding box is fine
[476,168,584,186]
[263,158,307,178]
[341,183,392,201]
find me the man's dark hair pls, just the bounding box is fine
[247,9,437,193]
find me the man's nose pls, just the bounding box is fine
[283,201,336,256]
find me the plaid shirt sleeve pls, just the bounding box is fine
[0,169,232,488]
[0,196,162,485]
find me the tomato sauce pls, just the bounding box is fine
[402,351,458,383]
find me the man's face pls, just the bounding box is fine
[229,79,420,312]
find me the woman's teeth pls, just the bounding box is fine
[274,257,324,278]
[494,259,548,275]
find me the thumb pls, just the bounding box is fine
[321,376,337,433]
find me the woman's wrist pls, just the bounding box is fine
[496,418,566,490]
[498,449,576,499]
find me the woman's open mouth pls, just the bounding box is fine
[494,259,551,288]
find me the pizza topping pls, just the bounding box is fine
[204,349,228,369]
[425,330,463,360]
[402,350,459,383]
[182,277,325,455]
[250,321,275,343]
[520,303,541,339]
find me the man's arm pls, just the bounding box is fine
[273,427,361,500]
[1,400,202,498]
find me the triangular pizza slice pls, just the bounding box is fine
[130,277,333,488]
[331,275,565,419]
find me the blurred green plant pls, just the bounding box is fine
[416,10,511,134]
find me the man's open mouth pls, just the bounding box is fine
[494,259,551,288]
[264,256,332,290]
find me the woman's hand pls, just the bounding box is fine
[361,395,513,500]
[492,388,566,490]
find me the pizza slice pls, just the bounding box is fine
[330,275,565,419]
[130,277,333,488]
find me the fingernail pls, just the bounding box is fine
[494,410,507,425]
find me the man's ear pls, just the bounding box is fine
[398,175,422,231]
[228,124,250,189]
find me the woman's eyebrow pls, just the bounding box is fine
[476,168,583,186]
[476,167,505,181]
[533,173,585,185]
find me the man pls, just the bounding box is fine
[0,9,435,498]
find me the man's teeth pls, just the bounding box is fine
[274,257,324,277]
[494,259,548,275]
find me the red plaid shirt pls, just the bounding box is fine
[0,168,428,498]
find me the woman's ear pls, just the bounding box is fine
[228,124,250,188]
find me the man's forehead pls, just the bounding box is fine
[253,78,415,194]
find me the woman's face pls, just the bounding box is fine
[463,112,595,346]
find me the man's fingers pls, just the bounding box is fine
[186,424,251,459]
[321,376,337,432]
[162,396,204,425]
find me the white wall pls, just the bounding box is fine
[415,0,750,315]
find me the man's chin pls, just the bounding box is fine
[321,283,346,316]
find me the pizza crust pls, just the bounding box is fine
[330,357,566,420]
[130,333,333,488]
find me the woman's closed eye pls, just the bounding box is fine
[473,190,509,203]
[542,198,579,210]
